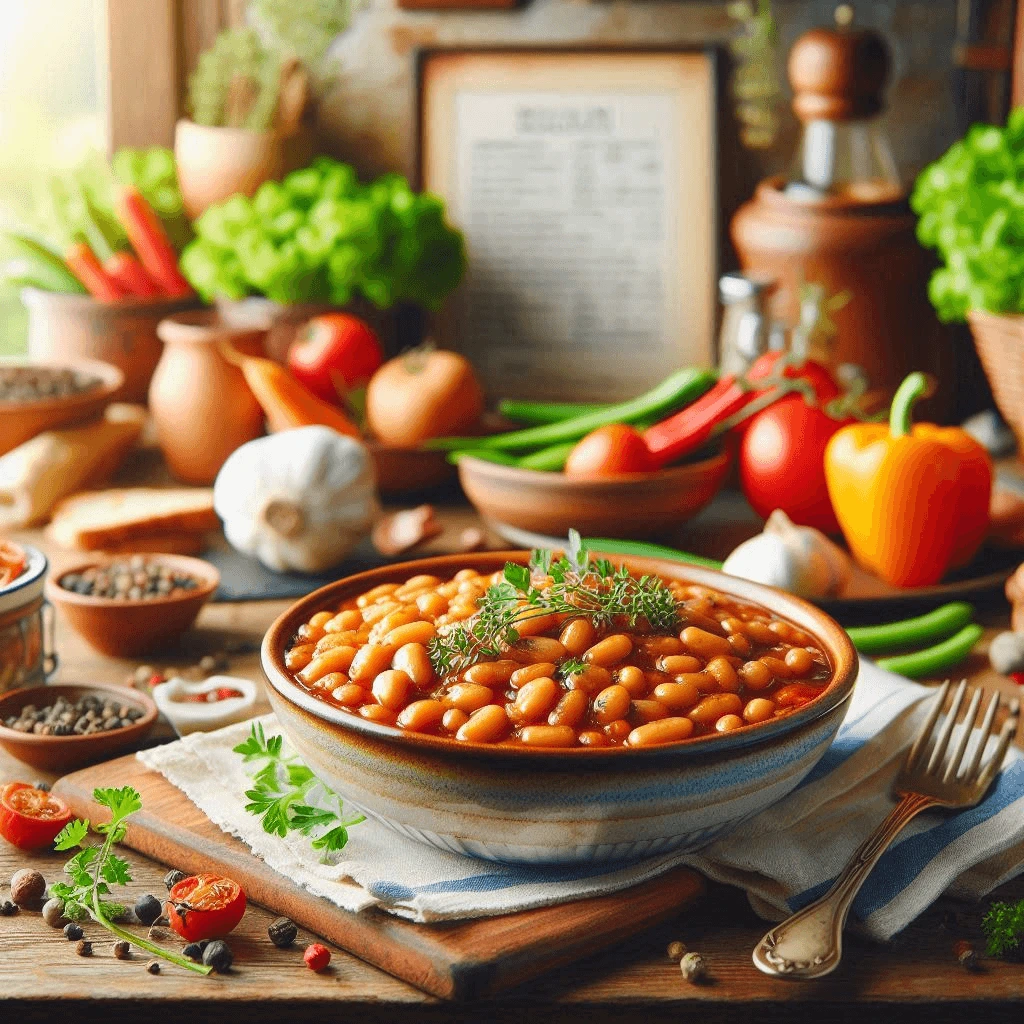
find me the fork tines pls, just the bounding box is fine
[905,679,1020,787]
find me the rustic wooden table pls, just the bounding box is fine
[3,496,1024,1023]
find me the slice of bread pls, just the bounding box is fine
[48,488,220,551]
[79,531,209,556]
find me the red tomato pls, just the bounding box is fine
[739,395,853,534]
[564,425,655,478]
[287,314,384,404]
[166,873,247,942]
[0,782,73,850]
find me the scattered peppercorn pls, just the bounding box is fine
[163,869,187,891]
[147,961,161,975]
[680,951,707,983]
[153,915,169,927]
[268,917,297,948]
[0,900,17,916]
[59,558,200,601]
[147,925,177,944]
[182,942,203,961]
[202,940,233,973]
[954,939,979,971]
[113,940,130,960]
[76,939,93,957]
[10,868,46,907]
[134,893,162,925]
[304,943,331,972]
[666,940,687,961]
[42,898,66,928]
[64,922,84,941]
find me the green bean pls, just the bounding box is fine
[583,537,724,570]
[519,442,576,472]
[446,449,520,467]
[428,368,718,453]
[846,602,974,655]
[875,623,984,680]
[499,400,610,425]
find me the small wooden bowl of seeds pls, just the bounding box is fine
[0,682,157,771]
[45,554,220,658]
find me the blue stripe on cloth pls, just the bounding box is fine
[788,758,1024,920]
[797,686,924,789]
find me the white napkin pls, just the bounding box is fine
[137,660,1024,939]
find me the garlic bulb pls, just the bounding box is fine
[721,510,851,598]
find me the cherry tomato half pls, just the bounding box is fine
[0,782,73,850]
[564,424,655,478]
[166,873,247,942]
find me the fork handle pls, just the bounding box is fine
[752,792,938,979]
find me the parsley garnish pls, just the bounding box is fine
[427,530,681,676]
[982,898,1024,957]
[233,722,364,858]
[51,786,212,975]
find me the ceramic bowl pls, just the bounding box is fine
[456,451,731,540]
[262,552,858,864]
[0,355,124,457]
[0,682,157,772]
[45,554,220,658]
[367,440,456,496]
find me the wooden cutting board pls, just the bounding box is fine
[53,755,704,1001]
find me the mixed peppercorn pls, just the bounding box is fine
[4,694,146,736]
[59,558,201,601]
[0,366,102,403]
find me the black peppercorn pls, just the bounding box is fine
[76,939,93,957]
[268,917,297,948]
[64,922,84,940]
[113,940,130,960]
[134,893,162,925]
[147,961,161,975]
[954,940,979,971]
[182,942,204,961]
[0,900,17,916]
[202,939,233,973]
[164,869,187,891]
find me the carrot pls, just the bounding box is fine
[64,242,127,302]
[224,346,361,438]
[104,251,161,298]
[114,186,192,297]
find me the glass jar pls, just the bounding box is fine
[0,545,56,696]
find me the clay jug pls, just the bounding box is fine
[151,311,266,484]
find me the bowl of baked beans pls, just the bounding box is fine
[262,549,858,864]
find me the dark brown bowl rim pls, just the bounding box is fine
[0,683,158,746]
[455,449,730,487]
[0,356,124,411]
[262,551,858,760]
[45,554,220,609]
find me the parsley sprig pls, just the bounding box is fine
[982,898,1024,958]
[51,786,212,976]
[427,530,681,676]
[233,722,364,858]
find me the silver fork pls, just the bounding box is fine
[752,680,1020,979]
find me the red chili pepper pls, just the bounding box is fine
[304,942,331,972]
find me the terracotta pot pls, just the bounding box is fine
[151,310,266,484]
[22,288,200,403]
[174,119,316,221]
[731,177,955,420]
[968,310,1024,449]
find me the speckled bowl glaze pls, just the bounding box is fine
[262,553,858,864]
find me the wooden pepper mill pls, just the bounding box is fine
[730,5,953,416]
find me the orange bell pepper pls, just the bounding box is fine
[824,372,991,588]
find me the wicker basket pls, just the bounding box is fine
[968,310,1024,448]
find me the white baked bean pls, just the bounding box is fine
[584,634,633,666]
[627,718,694,747]
[392,643,434,687]
[511,677,560,724]
[689,693,743,726]
[680,626,731,658]
[743,698,776,723]
[456,704,509,743]
[444,683,495,714]
[520,725,576,748]
[396,699,446,732]
[559,618,596,656]
[548,689,589,728]
[593,684,631,725]
[372,670,413,711]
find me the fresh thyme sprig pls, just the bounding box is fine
[233,722,364,859]
[427,530,681,676]
[50,786,213,976]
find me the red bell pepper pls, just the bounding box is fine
[643,352,839,468]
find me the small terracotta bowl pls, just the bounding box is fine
[0,683,157,772]
[0,356,124,457]
[45,554,220,658]
[367,440,456,496]
[457,450,731,539]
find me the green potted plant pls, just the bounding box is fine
[912,108,1024,445]
[175,0,350,221]
[178,157,466,357]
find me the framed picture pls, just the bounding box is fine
[418,47,720,402]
